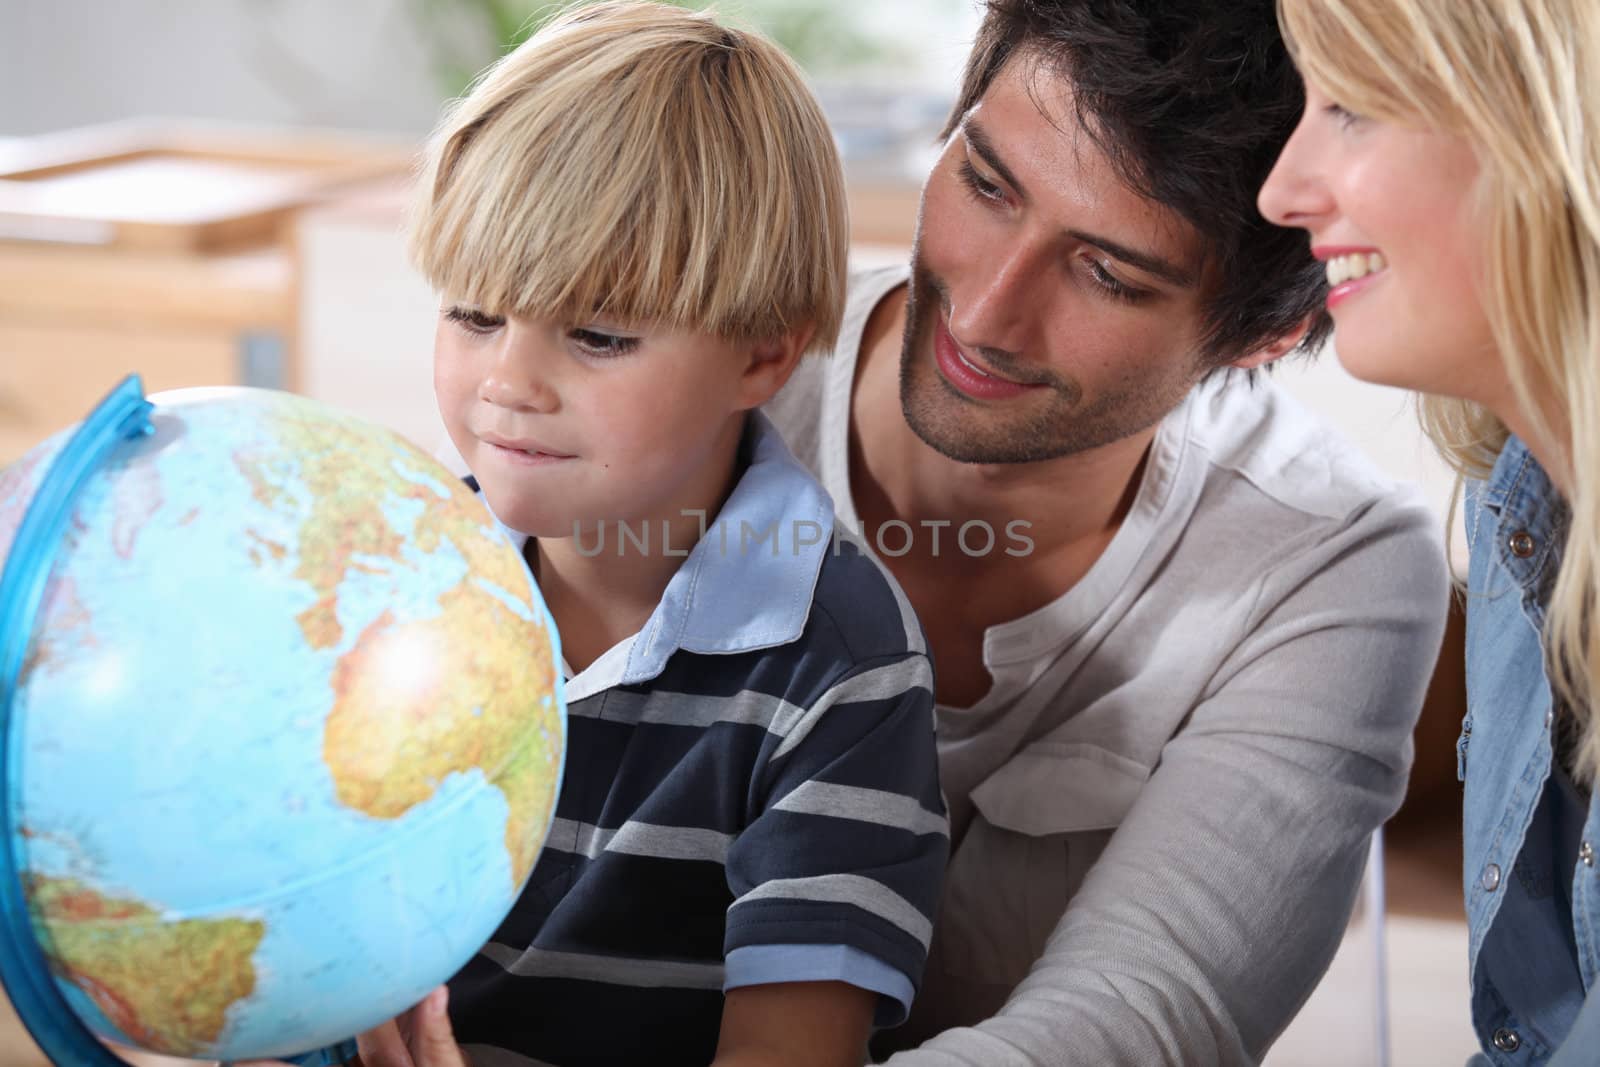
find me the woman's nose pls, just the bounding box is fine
[1258,119,1334,231]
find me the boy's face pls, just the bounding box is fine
[434,307,765,539]
[899,55,1233,464]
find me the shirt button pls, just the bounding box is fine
[1583,842,1595,868]
[1492,1027,1521,1052]
[1509,531,1537,558]
[1546,709,1555,729]
[1481,863,1502,891]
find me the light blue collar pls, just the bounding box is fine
[495,412,836,701]
[619,410,835,684]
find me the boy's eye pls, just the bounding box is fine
[444,306,505,334]
[569,328,641,357]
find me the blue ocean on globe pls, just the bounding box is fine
[0,385,564,1061]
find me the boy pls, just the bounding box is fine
[340,4,946,1065]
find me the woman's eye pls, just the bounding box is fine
[444,306,504,334]
[1323,102,1364,130]
[569,329,641,357]
[957,160,1005,204]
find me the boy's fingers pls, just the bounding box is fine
[407,987,468,1067]
[356,1018,416,1067]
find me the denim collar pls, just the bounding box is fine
[1479,435,1567,606]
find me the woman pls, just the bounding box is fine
[1258,1,1600,1062]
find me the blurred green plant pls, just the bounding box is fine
[407,0,910,95]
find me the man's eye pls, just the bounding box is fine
[1083,258,1151,306]
[957,160,1005,203]
[569,329,641,357]
[444,307,504,334]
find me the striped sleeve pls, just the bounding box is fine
[722,651,948,1025]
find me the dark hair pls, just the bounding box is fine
[945,0,1330,364]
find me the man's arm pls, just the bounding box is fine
[887,499,1451,1066]
[714,981,875,1067]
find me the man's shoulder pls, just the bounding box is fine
[1183,372,1432,533]
[764,263,908,482]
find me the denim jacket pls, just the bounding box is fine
[1462,436,1600,1066]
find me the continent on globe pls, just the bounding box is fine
[323,577,561,888]
[231,400,563,890]
[25,873,265,1057]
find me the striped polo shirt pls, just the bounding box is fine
[448,412,948,1067]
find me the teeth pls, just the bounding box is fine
[1326,251,1387,287]
[958,348,998,379]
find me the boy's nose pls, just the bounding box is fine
[479,371,558,412]
[480,342,560,413]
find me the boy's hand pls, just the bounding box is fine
[354,987,469,1067]
[712,981,873,1067]
[231,986,468,1067]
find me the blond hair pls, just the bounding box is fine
[1278,0,1600,781]
[408,0,848,352]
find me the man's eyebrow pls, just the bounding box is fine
[964,118,1196,290]
[1068,229,1197,289]
[962,120,1028,201]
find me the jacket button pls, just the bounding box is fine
[1582,842,1595,868]
[1509,531,1536,558]
[1481,863,1502,891]
[1492,1027,1521,1052]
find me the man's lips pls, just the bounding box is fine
[932,316,1044,401]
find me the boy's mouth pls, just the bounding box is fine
[479,431,576,461]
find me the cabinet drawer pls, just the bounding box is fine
[0,321,239,465]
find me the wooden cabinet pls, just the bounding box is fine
[0,120,409,466]
[0,242,293,463]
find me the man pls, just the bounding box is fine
[765,0,1449,1063]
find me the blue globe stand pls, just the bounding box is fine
[0,376,357,1067]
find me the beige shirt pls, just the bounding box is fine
[764,265,1450,1066]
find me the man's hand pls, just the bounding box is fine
[232,986,468,1067]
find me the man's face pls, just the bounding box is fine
[902,55,1218,464]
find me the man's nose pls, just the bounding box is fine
[479,334,560,413]
[948,239,1038,355]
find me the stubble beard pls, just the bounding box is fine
[897,257,1197,465]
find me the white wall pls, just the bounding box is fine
[0,0,451,136]
[0,0,978,139]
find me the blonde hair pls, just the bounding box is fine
[1279,0,1600,781]
[408,0,848,352]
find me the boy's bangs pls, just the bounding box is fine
[407,2,847,349]
[413,99,777,338]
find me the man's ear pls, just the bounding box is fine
[735,324,816,410]
[1226,317,1313,372]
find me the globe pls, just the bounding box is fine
[0,379,565,1063]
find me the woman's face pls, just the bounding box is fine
[1259,81,1509,409]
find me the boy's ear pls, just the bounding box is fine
[735,324,816,410]
[1226,316,1313,372]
